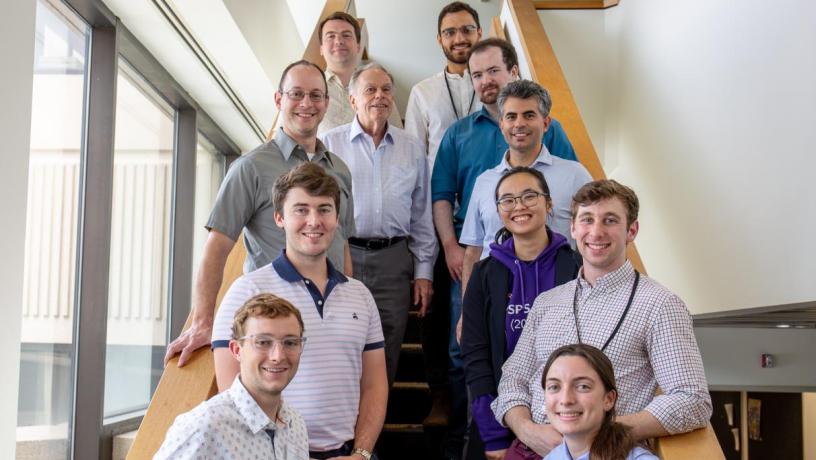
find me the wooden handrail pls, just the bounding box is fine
[500,0,723,457]
[534,0,620,9]
[500,0,644,273]
[126,1,355,458]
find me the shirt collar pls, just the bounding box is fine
[577,260,635,292]
[272,249,348,284]
[228,376,290,434]
[273,127,331,164]
[325,68,341,84]
[349,115,395,146]
[494,145,555,172]
[442,68,471,80]
[473,105,495,124]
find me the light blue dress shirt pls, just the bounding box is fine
[544,441,659,460]
[322,117,437,280]
[431,106,577,236]
[459,146,591,257]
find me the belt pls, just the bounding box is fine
[309,440,353,459]
[348,236,407,251]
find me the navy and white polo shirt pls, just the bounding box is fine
[212,252,385,451]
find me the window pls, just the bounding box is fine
[16,1,88,458]
[191,135,225,285]
[104,59,175,418]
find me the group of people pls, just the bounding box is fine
[157,2,713,460]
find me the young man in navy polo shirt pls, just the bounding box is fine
[212,162,387,460]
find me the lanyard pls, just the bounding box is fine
[444,69,476,121]
[573,271,640,352]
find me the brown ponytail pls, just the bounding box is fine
[589,409,637,460]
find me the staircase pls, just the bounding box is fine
[125,1,727,459]
[376,313,441,458]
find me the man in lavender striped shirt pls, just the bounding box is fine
[493,180,712,458]
[322,62,437,387]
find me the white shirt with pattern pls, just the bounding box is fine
[155,376,309,459]
[492,261,713,435]
[404,70,481,170]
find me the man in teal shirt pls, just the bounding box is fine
[432,40,576,246]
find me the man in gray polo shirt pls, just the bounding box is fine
[164,60,356,367]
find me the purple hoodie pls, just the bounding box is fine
[490,228,569,356]
[471,228,569,451]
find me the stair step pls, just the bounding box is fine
[401,342,422,353]
[403,310,421,343]
[382,423,424,433]
[392,381,429,391]
[387,381,431,424]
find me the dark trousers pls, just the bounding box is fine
[421,246,452,392]
[351,240,413,387]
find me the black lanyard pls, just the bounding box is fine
[573,271,640,352]
[444,69,476,121]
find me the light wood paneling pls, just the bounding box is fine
[534,0,619,9]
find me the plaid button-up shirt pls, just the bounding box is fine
[492,261,712,434]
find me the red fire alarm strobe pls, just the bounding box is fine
[761,353,774,368]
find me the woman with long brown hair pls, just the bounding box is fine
[541,344,658,460]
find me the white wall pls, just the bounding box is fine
[696,327,816,389]
[539,1,816,315]
[356,0,502,115]
[0,1,37,455]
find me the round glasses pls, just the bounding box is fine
[239,334,307,354]
[496,191,548,212]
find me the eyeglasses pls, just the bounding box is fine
[239,334,307,354]
[496,191,548,212]
[440,25,479,39]
[281,88,327,103]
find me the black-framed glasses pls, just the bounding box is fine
[440,25,479,39]
[239,334,307,354]
[496,191,548,212]
[281,88,327,102]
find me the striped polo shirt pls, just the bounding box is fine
[212,252,385,452]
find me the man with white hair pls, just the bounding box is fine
[322,63,436,387]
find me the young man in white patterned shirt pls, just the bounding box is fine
[156,294,309,459]
[492,180,712,458]
[212,162,387,460]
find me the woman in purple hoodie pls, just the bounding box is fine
[461,166,582,460]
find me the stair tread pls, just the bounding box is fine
[401,343,422,352]
[382,423,424,433]
[392,381,429,391]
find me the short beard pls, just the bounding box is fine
[443,46,469,65]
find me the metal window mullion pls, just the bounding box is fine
[168,108,197,339]
[71,24,117,460]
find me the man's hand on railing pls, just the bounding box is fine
[163,317,213,367]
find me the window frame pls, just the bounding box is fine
[49,0,237,458]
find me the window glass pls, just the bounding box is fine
[17,1,88,458]
[191,135,225,286]
[103,59,175,418]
